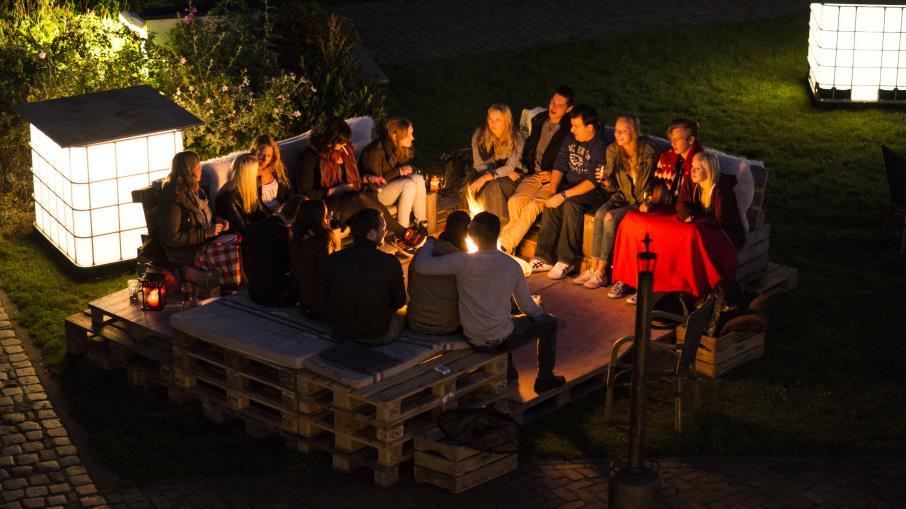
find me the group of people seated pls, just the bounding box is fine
[153,84,748,394]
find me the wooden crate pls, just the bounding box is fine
[677,326,766,378]
[414,454,518,494]
[414,425,517,477]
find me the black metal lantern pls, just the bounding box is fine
[637,233,657,274]
[140,268,168,311]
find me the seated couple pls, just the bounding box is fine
[294,117,428,256]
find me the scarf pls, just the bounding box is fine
[319,143,360,188]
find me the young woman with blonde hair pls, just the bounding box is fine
[468,103,524,222]
[215,153,268,234]
[575,114,661,294]
[359,117,428,232]
[252,135,293,213]
[676,151,745,250]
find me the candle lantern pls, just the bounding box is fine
[140,267,168,311]
[13,86,202,267]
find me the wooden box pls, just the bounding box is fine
[413,426,518,493]
[677,326,765,378]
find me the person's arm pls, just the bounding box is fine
[412,237,466,275]
[675,178,696,222]
[599,143,619,192]
[361,141,400,182]
[512,268,544,318]
[294,150,326,200]
[491,133,524,179]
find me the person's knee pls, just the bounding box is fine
[603,211,614,223]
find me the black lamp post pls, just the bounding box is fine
[609,233,661,507]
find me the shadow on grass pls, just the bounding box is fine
[60,356,327,482]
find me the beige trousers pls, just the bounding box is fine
[499,174,552,251]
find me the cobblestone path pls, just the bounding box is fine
[0,300,108,508]
[331,0,812,63]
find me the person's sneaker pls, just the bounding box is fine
[415,221,430,237]
[533,374,566,393]
[402,227,426,248]
[626,293,637,305]
[572,268,596,285]
[386,234,416,257]
[583,271,609,289]
[547,262,574,280]
[529,258,553,273]
[607,281,635,299]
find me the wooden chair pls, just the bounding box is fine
[881,145,906,255]
[603,288,719,433]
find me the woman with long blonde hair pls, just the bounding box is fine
[360,117,427,231]
[252,135,293,213]
[468,103,524,222]
[215,153,268,234]
[676,151,745,249]
[576,114,660,295]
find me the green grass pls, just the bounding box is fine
[384,14,906,458]
[1,14,905,479]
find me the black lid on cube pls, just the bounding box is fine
[13,85,202,147]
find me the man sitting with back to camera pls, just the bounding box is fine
[325,208,407,345]
[412,212,566,393]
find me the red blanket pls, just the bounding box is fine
[611,211,737,299]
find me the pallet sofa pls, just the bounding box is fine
[515,108,771,286]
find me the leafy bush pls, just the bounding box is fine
[0,0,385,231]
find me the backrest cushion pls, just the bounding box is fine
[519,107,546,138]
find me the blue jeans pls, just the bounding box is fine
[591,202,631,262]
[534,190,604,265]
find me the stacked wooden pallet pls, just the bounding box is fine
[298,350,509,486]
[414,425,519,493]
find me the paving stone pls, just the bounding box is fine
[3,412,25,423]
[23,487,47,498]
[2,478,28,490]
[46,495,67,506]
[35,410,55,420]
[27,474,49,485]
[20,442,41,453]
[0,455,13,467]
[17,377,39,387]
[37,449,56,462]
[1,388,23,397]
[1,490,24,502]
[41,419,62,430]
[1,444,23,455]
[36,460,59,472]
[47,472,65,482]
[20,498,44,509]
[10,466,33,476]
[80,495,107,507]
[45,427,66,438]
[64,465,86,476]
[55,445,76,456]
[16,453,38,465]
[16,421,40,432]
[3,345,24,354]
[1,501,24,509]
[7,354,27,363]
[22,385,43,395]
[47,483,70,494]
[76,484,98,496]
[22,431,42,441]
[69,474,91,486]
[14,368,35,377]
[49,437,70,447]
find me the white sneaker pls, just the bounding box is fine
[547,262,574,280]
[583,271,608,289]
[626,293,637,305]
[607,281,634,299]
[529,258,553,273]
[572,269,596,285]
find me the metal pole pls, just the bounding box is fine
[627,267,653,471]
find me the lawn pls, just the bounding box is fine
[1,14,904,480]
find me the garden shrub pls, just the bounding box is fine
[0,0,385,232]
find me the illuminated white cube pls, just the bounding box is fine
[15,86,201,267]
[809,3,906,102]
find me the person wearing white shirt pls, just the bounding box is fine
[412,212,566,393]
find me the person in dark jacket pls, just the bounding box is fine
[325,208,407,344]
[290,199,340,320]
[158,151,226,266]
[242,196,303,307]
[293,117,423,256]
[252,134,293,214]
[215,153,268,235]
[360,117,428,231]
[500,86,574,253]
[407,211,470,334]
[575,115,661,295]
[676,151,746,250]
[528,105,609,280]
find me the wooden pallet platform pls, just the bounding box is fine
[65,310,173,389]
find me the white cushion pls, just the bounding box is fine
[519,107,546,138]
[707,148,757,233]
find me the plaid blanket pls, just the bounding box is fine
[195,234,242,286]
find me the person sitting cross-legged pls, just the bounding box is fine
[528,105,609,279]
[241,195,304,307]
[412,212,566,393]
[290,199,340,320]
[325,208,407,345]
[499,85,575,254]
[407,211,471,335]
